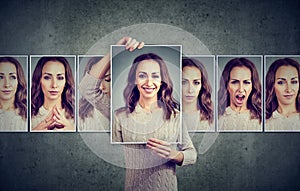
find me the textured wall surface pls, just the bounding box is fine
[0,0,300,190]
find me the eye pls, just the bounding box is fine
[57,76,65,80]
[244,80,251,85]
[182,80,188,85]
[138,73,147,79]
[230,80,238,84]
[291,80,298,85]
[43,75,51,80]
[9,75,17,80]
[0,76,3,80]
[152,74,160,79]
[193,81,201,85]
[277,80,285,85]
[105,77,111,82]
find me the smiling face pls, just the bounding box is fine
[40,61,66,102]
[274,65,299,107]
[182,66,202,105]
[100,70,111,97]
[227,66,252,110]
[135,59,161,102]
[0,62,18,104]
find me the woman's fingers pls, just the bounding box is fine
[137,41,145,49]
[146,138,172,158]
[116,36,145,51]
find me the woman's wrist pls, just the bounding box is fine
[170,151,184,165]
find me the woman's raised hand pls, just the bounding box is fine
[117,36,144,51]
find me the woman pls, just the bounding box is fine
[112,50,196,190]
[182,57,214,131]
[31,56,75,131]
[0,57,27,131]
[78,56,110,131]
[265,58,300,131]
[218,57,262,131]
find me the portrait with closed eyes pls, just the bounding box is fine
[78,56,110,132]
[217,56,262,132]
[30,56,76,132]
[265,56,300,131]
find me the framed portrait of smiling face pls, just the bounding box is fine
[111,45,182,144]
[217,55,263,132]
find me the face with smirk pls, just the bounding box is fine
[182,66,202,105]
[135,59,161,102]
[0,62,18,104]
[40,61,66,102]
[274,65,299,107]
[227,66,252,110]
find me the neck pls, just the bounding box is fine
[138,98,159,112]
[277,103,297,116]
[43,98,62,110]
[230,103,248,113]
[0,98,15,111]
[182,101,198,113]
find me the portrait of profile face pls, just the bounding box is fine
[0,56,28,132]
[217,55,263,132]
[30,55,76,132]
[111,45,182,144]
[265,56,300,132]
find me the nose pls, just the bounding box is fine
[100,81,105,91]
[238,82,244,92]
[3,76,12,88]
[145,77,154,86]
[51,78,57,88]
[285,82,292,92]
[188,82,195,93]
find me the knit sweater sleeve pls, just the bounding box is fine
[177,124,197,166]
[112,111,123,143]
[78,73,110,119]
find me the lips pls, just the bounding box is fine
[142,86,156,93]
[185,95,195,100]
[283,94,294,99]
[1,90,12,94]
[235,94,245,105]
[49,91,59,96]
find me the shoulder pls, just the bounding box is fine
[114,107,129,118]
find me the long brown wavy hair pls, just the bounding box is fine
[218,57,262,122]
[265,58,300,119]
[123,53,179,120]
[182,57,214,124]
[79,56,102,121]
[0,57,27,120]
[31,57,74,119]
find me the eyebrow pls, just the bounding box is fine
[276,77,298,80]
[104,74,111,78]
[0,72,16,75]
[138,71,160,75]
[230,78,251,81]
[43,72,65,76]
[182,78,201,81]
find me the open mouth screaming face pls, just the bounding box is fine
[227,66,252,110]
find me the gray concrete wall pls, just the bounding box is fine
[0,0,300,190]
